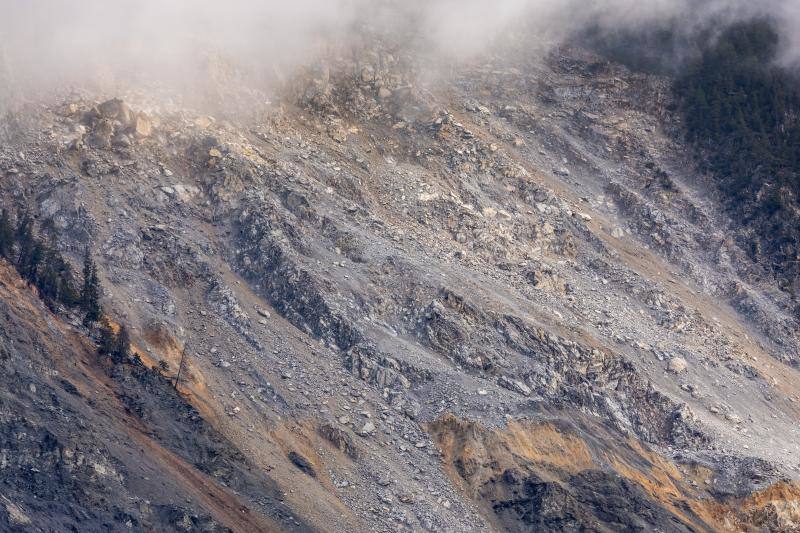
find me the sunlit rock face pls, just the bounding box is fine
[0,2,799,531]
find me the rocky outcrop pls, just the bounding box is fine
[429,413,796,533]
[0,31,799,531]
[0,262,300,532]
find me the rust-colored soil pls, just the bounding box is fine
[429,412,800,532]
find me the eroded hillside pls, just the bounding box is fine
[1,40,799,532]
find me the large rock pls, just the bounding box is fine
[668,357,688,374]
[498,375,532,396]
[133,114,153,137]
[97,98,133,126]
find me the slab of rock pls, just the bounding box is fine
[498,375,532,396]
[356,421,376,437]
[668,357,688,374]
[133,114,153,137]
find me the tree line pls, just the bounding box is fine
[675,19,800,208]
[590,17,800,289]
[0,208,130,360]
[674,19,800,288]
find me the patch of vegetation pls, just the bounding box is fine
[582,21,695,75]
[675,19,800,286]
[676,20,800,199]
[0,209,80,310]
[80,246,102,324]
[0,208,134,356]
[589,18,800,289]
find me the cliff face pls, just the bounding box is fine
[0,40,799,532]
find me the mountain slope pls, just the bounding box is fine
[0,260,304,531]
[0,40,799,531]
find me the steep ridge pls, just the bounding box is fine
[0,261,302,531]
[0,40,799,531]
[429,413,800,531]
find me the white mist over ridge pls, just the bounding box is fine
[0,0,798,103]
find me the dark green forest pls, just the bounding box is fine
[591,19,800,288]
[675,20,800,211]
[675,20,800,286]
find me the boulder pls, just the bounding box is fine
[133,114,153,137]
[97,98,133,127]
[668,357,688,373]
[356,421,376,436]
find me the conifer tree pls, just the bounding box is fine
[97,317,116,357]
[80,247,101,325]
[36,240,78,308]
[36,243,60,306]
[0,209,12,260]
[15,210,37,281]
[14,209,31,243]
[19,239,43,284]
[112,324,131,363]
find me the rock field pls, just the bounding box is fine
[0,36,799,531]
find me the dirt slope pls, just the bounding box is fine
[0,39,799,532]
[0,261,301,531]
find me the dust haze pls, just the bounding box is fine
[0,0,798,104]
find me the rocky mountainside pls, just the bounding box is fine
[1,37,800,532]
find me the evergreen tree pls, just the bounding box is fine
[14,209,32,243]
[57,260,79,306]
[36,243,61,306]
[0,210,12,260]
[36,240,78,308]
[18,239,43,285]
[80,247,101,325]
[15,210,37,280]
[112,324,131,363]
[97,317,116,356]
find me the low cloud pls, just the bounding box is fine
[0,0,797,105]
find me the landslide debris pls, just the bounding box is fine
[0,28,799,533]
[0,262,302,532]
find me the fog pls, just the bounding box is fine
[0,0,797,104]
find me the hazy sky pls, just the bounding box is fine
[0,0,797,100]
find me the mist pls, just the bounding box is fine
[0,0,798,107]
